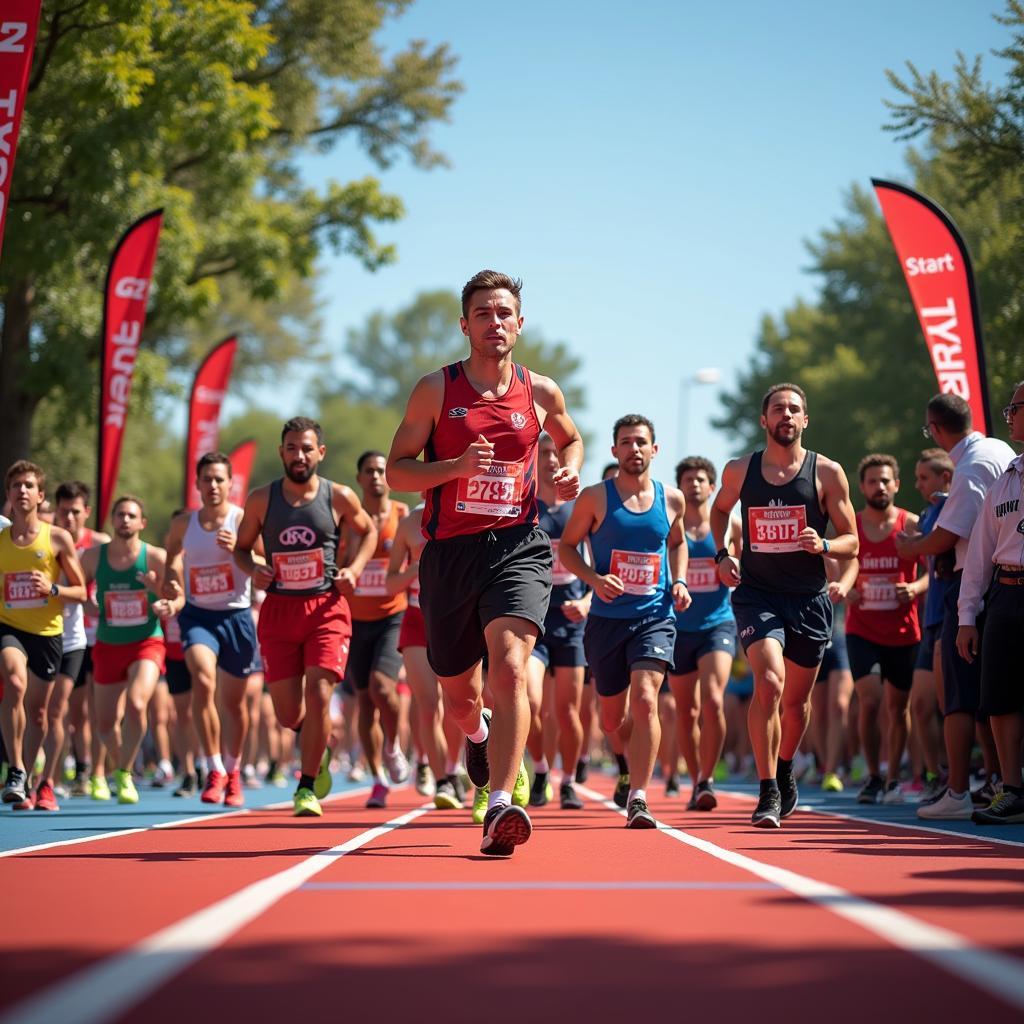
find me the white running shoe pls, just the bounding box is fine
[881,781,904,805]
[383,745,410,786]
[916,787,972,820]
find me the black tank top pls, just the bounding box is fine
[261,477,339,596]
[739,450,829,595]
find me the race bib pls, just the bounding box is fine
[686,557,719,594]
[188,563,234,602]
[354,558,388,597]
[609,549,662,596]
[550,539,575,587]
[3,572,47,610]
[860,573,899,612]
[748,505,808,553]
[104,590,148,627]
[272,548,325,590]
[456,462,524,517]
[408,577,420,609]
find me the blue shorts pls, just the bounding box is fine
[816,628,850,682]
[584,614,675,698]
[670,620,737,676]
[732,585,833,669]
[532,632,587,668]
[914,621,941,672]
[178,603,262,678]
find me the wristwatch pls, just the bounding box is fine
[50,583,59,597]
[714,548,730,564]
[822,539,831,554]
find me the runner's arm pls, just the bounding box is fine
[532,374,584,500]
[385,519,418,596]
[146,545,182,618]
[52,527,87,604]
[556,486,603,591]
[666,488,691,612]
[815,459,858,559]
[895,523,957,559]
[825,554,858,604]
[160,512,189,601]
[333,484,377,595]
[712,458,745,586]
[233,487,275,589]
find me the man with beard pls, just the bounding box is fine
[234,418,377,817]
[844,454,925,805]
[711,384,858,828]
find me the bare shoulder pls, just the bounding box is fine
[663,484,686,516]
[245,483,272,510]
[723,453,751,480]
[816,454,850,488]
[92,530,112,546]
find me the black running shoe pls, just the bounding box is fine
[464,708,491,789]
[778,770,799,818]
[173,772,198,798]
[857,774,884,805]
[695,779,718,811]
[529,771,550,807]
[480,803,532,856]
[665,773,680,798]
[575,759,589,784]
[433,775,462,810]
[972,775,1002,808]
[972,789,1024,825]
[613,773,630,808]
[2,767,27,804]
[560,780,584,810]
[626,797,656,829]
[751,789,782,828]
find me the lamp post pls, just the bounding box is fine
[678,367,721,459]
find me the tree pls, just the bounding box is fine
[1,0,462,471]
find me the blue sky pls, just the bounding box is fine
[286,1,1009,486]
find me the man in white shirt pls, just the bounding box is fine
[895,393,1015,819]
[956,381,1024,825]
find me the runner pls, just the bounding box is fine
[163,453,262,809]
[386,269,583,856]
[346,451,410,809]
[234,417,377,817]
[0,462,86,809]
[711,383,858,828]
[844,454,924,805]
[667,456,740,812]
[558,414,690,829]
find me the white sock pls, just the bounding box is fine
[560,772,573,788]
[375,768,389,786]
[534,757,549,774]
[206,754,225,774]
[224,754,239,774]
[158,759,173,776]
[445,759,459,775]
[628,787,647,805]
[487,789,512,812]
[949,788,967,800]
[467,718,489,744]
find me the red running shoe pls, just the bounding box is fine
[201,769,228,804]
[13,791,36,811]
[34,780,59,811]
[223,770,244,808]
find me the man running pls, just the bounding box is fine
[387,269,583,857]
[559,415,690,828]
[711,383,858,828]
[0,462,86,808]
[163,453,263,808]
[235,417,377,817]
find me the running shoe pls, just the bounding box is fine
[686,788,699,811]
[919,773,945,804]
[453,772,470,804]
[972,789,1024,825]
[972,775,1002,808]
[751,788,782,828]
[116,769,139,805]
[293,787,322,817]
[13,791,36,811]
[268,766,287,788]
[173,772,197,798]
[575,758,589,784]
[201,769,229,804]
[480,803,532,857]
[0,761,6,787]
[560,780,584,810]
[242,764,262,789]
[151,765,172,789]
[464,708,491,788]
[713,759,730,783]
[433,776,462,810]
[821,771,844,793]
[694,779,718,811]
[313,747,333,800]
[778,770,799,818]
[90,775,111,801]
[472,784,489,824]
[224,770,244,808]
[881,780,904,805]
[366,782,389,808]
[70,771,90,797]
[383,745,410,786]
[625,797,656,829]
[916,787,972,820]
[529,771,551,807]
[34,780,59,812]
[512,761,530,808]
[347,762,366,783]
[856,774,884,805]
[415,762,433,796]
[664,773,680,798]
[2,767,27,804]
[613,773,630,808]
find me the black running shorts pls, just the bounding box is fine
[846,634,918,692]
[980,581,1024,716]
[345,612,404,690]
[0,626,63,682]
[731,584,832,669]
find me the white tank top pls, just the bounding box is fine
[182,505,251,611]
[62,600,87,652]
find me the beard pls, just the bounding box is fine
[769,423,800,447]
[620,459,648,477]
[285,462,314,483]
[866,493,892,510]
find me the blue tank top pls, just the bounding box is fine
[589,478,672,620]
[919,497,951,628]
[538,498,588,636]
[676,529,734,633]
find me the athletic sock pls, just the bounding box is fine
[158,759,173,777]
[534,757,549,774]
[224,754,239,774]
[628,787,647,805]
[298,774,315,792]
[487,789,512,812]
[375,768,389,786]
[206,754,225,775]
[777,756,793,779]
[75,759,88,776]
[467,718,489,744]
[759,778,780,796]
[615,753,628,775]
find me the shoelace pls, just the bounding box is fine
[987,791,1014,813]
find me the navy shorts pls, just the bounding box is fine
[914,622,940,672]
[816,628,850,682]
[178,603,262,678]
[532,629,586,669]
[584,614,675,698]
[670,620,737,676]
[165,658,191,696]
[846,633,918,692]
[731,585,833,669]
[346,612,404,690]
[941,573,983,716]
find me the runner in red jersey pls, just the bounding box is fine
[387,270,583,857]
[845,454,925,805]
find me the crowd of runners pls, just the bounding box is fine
[1,269,1022,856]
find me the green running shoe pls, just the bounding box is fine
[472,784,489,824]
[613,773,630,808]
[90,775,111,801]
[293,787,322,817]
[512,761,530,807]
[115,769,138,805]
[313,747,333,800]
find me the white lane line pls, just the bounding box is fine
[0,804,431,1024]
[0,785,372,860]
[301,880,778,891]
[579,785,1024,1012]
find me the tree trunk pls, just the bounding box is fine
[0,278,41,471]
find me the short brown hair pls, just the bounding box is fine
[55,480,91,505]
[918,447,954,477]
[112,494,146,519]
[5,460,46,493]
[461,270,523,319]
[281,417,324,445]
[926,393,971,433]
[857,453,900,482]
[613,414,655,444]
[675,456,717,486]
[196,451,232,478]
[762,382,807,415]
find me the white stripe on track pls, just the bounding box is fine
[0,804,429,1024]
[579,785,1024,1012]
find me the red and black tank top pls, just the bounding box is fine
[422,361,540,540]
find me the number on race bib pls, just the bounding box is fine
[104,590,148,627]
[859,573,900,611]
[272,549,325,590]
[456,462,525,517]
[685,557,719,594]
[747,506,808,553]
[609,549,662,596]
[3,572,47,610]
[188,563,234,602]
[355,558,389,597]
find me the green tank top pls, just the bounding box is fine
[95,543,162,644]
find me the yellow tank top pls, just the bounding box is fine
[0,521,63,636]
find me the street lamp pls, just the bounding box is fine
[678,367,721,458]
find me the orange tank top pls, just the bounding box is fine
[348,501,408,622]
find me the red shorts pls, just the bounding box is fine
[93,637,167,685]
[398,604,427,652]
[257,590,351,684]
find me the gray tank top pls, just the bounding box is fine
[261,477,339,596]
[739,450,829,595]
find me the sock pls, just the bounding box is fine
[375,767,388,785]
[534,757,549,774]
[298,773,315,792]
[487,789,512,812]
[75,759,88,776]
[467,718,489,744]
[759,778,780,796]
[560,771,573,787]
[777,756,793,779]
[628,787,647,804]
[224,754,240,774]
[417,756,429,767]
[158,759,173,776]
[615,753,628,775]
[206,754,225,775]
[266,759,278,777]
[445,758,459,775]
[949,788,967,799]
